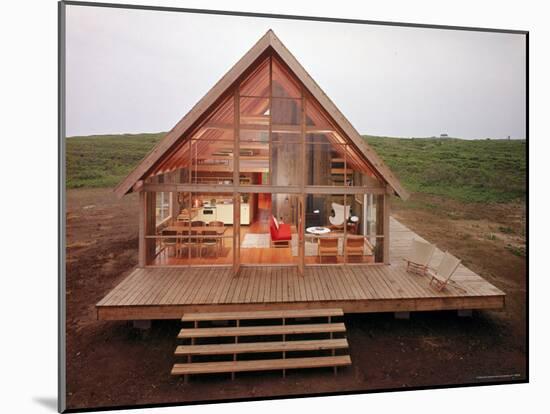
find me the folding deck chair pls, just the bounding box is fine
[404,239,436,275]
[428,251,462,291]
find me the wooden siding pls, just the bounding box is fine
[96,218,505,320]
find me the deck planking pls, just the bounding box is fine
[96,218,505,320]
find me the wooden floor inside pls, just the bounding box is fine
[152,206,373,266]
[96,218,505,320]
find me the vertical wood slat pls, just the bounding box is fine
[268,55,273,185]
[147,191,157,264]
[299,84,306,275]
[233,87,241,276]
[383,190,391,264]
[139,191,156,266]
[138,191,146,267]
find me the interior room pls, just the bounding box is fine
[138,52,387,268]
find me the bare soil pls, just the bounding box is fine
[65,189,527,411]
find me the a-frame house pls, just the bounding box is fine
[97,30,505,328]
[115,29,410,274]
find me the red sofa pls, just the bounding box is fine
[269,215,291,247]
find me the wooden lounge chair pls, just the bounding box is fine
[318,237,339,263]
[405,239,436,275]
[428,252,461,291]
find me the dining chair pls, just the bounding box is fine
[207,221,225,250]
[200,230,219,258]
[318,237,339,263]
[161,229,178,257]
[180,229,200,258]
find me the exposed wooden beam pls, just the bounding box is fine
[141,182,386,195]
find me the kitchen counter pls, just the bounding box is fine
[195,203,250,225]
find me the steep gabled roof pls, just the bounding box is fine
[114,30,409,199]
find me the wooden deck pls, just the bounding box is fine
[96,218,505,320]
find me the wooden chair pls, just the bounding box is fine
[404,239,436,275]
[345,236,374,262]
[428,252,461,291]
[161,229,178,257]
[191,220,205,227]
[180,229,200,258]
[207,221,225,250]
[318,237,339,263]
[200,230,219,258]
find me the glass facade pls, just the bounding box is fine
[141,53,388,267]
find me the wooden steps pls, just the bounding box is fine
[175,338,349,356]
[172,355,351,375]
[177,323,346,339]
[172,308,351,380]
[181,308,343,322]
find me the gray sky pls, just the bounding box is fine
[66,5,526,139]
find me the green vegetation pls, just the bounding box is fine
[66,133,164,188]
[66,133,526,204]
[498,226,515,234]
[506,244,526,257]
[364,136,526,203]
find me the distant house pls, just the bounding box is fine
[440,133,449,138]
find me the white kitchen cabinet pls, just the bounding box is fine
[195,207,217,223]
[208,203,250,225]
[216,204,232,224]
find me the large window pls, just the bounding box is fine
[143,52,389,268]
[237,56,304,187]
[240,192,300,266]
[303,193,384,264]
[155,192,171,224]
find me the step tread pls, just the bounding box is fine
[177,323,346,339]
[181,308,343,322]
[174,338,349,356]
[171,355,352,375]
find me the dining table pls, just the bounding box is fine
[165,225,227,235]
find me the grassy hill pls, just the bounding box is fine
[66,133,164,189]
[364,136,526,203]
[66,133,526,203]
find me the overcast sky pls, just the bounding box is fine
[65,5,526,139]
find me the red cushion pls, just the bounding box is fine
[269,216,291,241]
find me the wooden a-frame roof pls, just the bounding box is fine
[114,30,409,200]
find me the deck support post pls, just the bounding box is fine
[232,319,239,381]
[457,309,473,317]
[394,311,410,320]
[282,317,286,378]
[329,315,337,375]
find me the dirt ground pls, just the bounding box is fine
[65,188,527,411]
